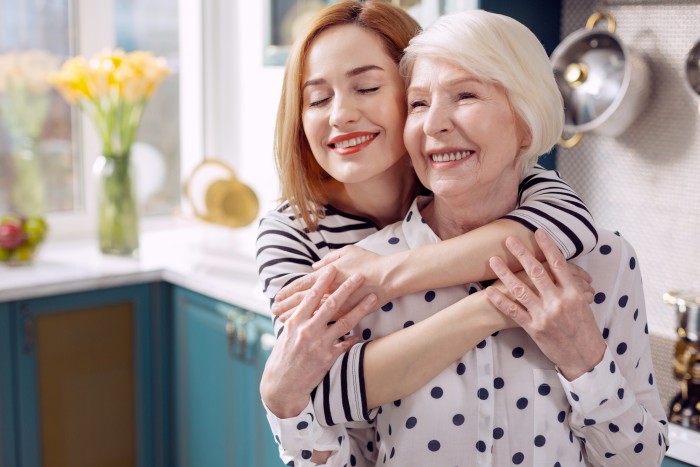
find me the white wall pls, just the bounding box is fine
[230,2,285,217]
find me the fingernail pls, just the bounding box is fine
[366,293,377,306]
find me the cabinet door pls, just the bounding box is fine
[173,287,277,467]
[11,284,158,467]
[0,302,17,467]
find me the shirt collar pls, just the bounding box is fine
[401,195,442,250]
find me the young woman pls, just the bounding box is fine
[255,1,597,464]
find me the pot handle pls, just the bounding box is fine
[558,132,583,149]
[585,12,616,33]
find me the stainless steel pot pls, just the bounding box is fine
[684,37,700,114]
[550,12,651,148]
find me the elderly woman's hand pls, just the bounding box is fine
[485,229,606,381]
[272,246,391,322]
[261,266,378,418]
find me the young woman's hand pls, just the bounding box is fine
[260,266,378,418]
[272,245,391,322]
[485,229,605,381]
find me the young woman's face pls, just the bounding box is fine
[403,56,530,201]
[301,24,408,185]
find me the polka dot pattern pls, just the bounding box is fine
[285,226,668,465]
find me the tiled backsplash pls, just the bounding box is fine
[556,0,700,412]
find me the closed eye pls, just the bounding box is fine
[458,92,477,100]
[358,87,379,94]
[409,100,428,109]
[309,97,331,107]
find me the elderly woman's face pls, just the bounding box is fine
[301,24,408,186]
[403,56,530,201]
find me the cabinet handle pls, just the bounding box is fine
[236,313,254,359]
[238,326,247,357]
[226,319,237,356]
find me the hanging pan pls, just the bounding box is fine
[550,12,651,148]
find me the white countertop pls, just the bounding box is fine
[0,219,270,315]
[668,423,700,465]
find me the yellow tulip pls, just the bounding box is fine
[49,49,170,157]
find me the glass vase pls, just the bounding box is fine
[11,137,46,217]
[95,153,139,256]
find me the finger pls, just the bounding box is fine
[505,235,557,297]
[485,286,531,327]
[293,267,337,321]
[313,274,366,326]
[489,255,540,308]
[327,293,378,342]
[534,229,583,289]
[271,291,305,317]
[312,250,342,270]
[332,335,361,355]
[276,308,296,324]
[575,279,595,304]
[275,270,322,302]
[566,263,593,284]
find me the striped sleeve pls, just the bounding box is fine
[313,342,372,427]
[502,165,598,259]
[256,203,378,304]
[256,205,320,304]
[256,203,380,464]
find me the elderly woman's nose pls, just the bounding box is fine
[423,103,454,136]
[330,94,360,127]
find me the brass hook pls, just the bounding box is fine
[558,132,584,149]
[585,12,616,33]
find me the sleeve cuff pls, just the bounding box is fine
[263,398,339,452]
[557,347,635,423]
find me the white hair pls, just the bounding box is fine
[400,9,563,169]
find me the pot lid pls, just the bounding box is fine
[184,159,259,228]
[685,38,700,97]
[551,14,629,132]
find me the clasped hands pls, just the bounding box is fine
[263,229,603,420]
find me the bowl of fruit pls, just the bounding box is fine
[0,214,48,265]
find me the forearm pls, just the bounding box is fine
[386,219,539,299]
[364,290,510,409]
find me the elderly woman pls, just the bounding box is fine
[307,9,668,466]
[257,2,600,465]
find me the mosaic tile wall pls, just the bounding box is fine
[556,0,700,409]
[557,1,700,337]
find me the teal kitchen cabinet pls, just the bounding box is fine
[0,283,170,467]
[663,457,696,466]
[173,286,278,467]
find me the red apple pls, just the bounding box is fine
[0,222,26,250]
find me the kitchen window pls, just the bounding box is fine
[0,0,191,237]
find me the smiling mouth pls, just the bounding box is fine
[330,133,378,149]
[430,150,473,162]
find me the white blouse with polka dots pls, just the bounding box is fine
[306,198,668,466]
[257,167,600,466]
